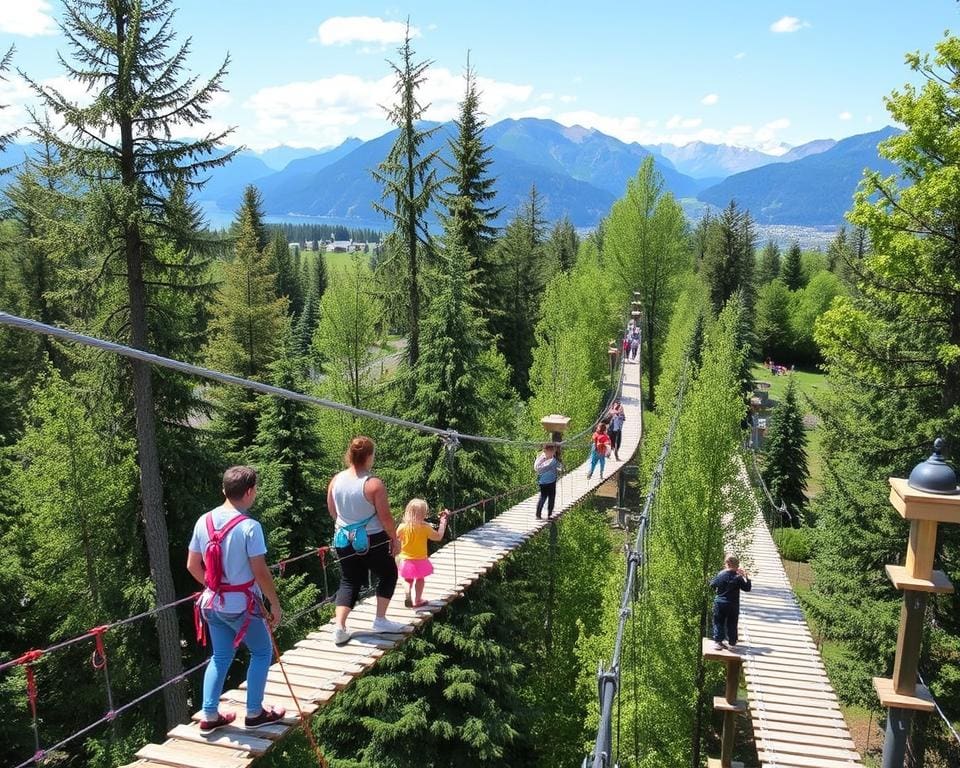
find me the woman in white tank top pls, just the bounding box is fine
[327,436,405,645]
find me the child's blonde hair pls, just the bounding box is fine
[403,498,429,525]
[725,555,740,568]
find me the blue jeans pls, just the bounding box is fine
[712,600,740,645]
[588,447,606,478]
[201,610,272,719]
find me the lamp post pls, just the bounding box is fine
[876,438,959,768]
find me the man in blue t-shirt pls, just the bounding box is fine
[187,466,285,732]
[710,555,752,650]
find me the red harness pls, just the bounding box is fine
[193,513,257,649]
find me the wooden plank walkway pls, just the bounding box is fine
[736,470,864,768]
[119,361,643,767]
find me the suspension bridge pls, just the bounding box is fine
[0,311,869,768]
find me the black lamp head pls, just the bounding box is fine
[908,438,960,494]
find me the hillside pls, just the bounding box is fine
[696,127,901,226]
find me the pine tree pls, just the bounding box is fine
[372,21,441,367]
[489,186,548,396]
[762,377,808,513]
[208,197,289,453]
[754,280,793,360]
[701,201,756,313]
[442,55,502,319]
[756,240,781,285]
[23,0,236,723]
[780,240,804,290]
[388,223,515,507]
[0,45,17,164]
[545,216,579,275]
[236,184,269,251]
[270,228,302,315]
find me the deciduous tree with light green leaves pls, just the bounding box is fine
[605,157,689,408]
[808,34,960,760]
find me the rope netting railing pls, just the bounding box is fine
[0,309,633,768]
[583,339,690,768]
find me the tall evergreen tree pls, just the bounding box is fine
[701,201,756,313]
[489,186,548,396]
[269,228,303,316]
[605,158,690,407]
[545,215,579,275]
[762,377,808,513]
[236,184,269,251]
[24,0,235,723]
[443,55,501,317]
[388,223,515,507]
[780,240,804,290]
[372,21,440,367]
[0,45,16,163]
[756,240,781,285]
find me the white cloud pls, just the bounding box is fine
[865,114,874,124]
[555,109,794,153]
[701,93,719,106]
[838,111,852,121]
[666,114,703,129]
[240,68,532,149]
[559,94,576,104]
[734,52,747,60]
[314,16,418,47]
[509,105,552,120]
[770,16,810,33]
[0,0,56,36]
[538,92,555,101]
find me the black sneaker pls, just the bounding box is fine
[245,706,286,729]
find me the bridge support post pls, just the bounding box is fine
[701,639,745,768]
[876,440,959,767]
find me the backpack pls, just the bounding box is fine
[194,513,257,648]
[333,514,376,554]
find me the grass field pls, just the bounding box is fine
[751,363,829,498]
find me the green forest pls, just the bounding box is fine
[2,2,960,767]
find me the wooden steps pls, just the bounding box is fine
[735,463,865,768]
[117,360,644,767]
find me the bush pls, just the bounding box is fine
[774,526,812,562]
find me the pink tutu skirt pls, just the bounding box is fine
[398,557,434,580]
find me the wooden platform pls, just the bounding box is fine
[119,362,643,767]
[736,463,864,768]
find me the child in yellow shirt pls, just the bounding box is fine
[397,499,449,608]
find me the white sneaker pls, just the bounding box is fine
[333,626,350,646]
[371,617,407,634]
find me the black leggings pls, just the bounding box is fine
[335,531,398,608]
[536,481,557,515]
[609,429,622,451]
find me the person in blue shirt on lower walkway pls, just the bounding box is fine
[710,555,751,651]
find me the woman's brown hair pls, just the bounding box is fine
[344,436,376,467]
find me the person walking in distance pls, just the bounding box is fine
[606,400,626,461]
[397,499,448,607]
[534,443,562,519]
[710,555,752,650]
[586,422,612,480]
[188,466,286,731]
[328,436,406,645]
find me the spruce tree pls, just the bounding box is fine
[372,21,440,366]
[780,240,804,290]
[762,377,808,513]
[269,228,303,316]
[545,215,579,275]
[207,197,289,453]
[489,186,548,397]
[23,0,235,723]
[702,200,756,313]
[236,184,269,251]
[756,240,781,285]
[442,56,502,320]
[388,222,515,507]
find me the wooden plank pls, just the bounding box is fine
[166,724,275,755]
[757,740,861,761]
[755,728,856,750]
[191,706,300,727]
[136,740,253,768]
[219,689,321,716]
[757,751,862,768]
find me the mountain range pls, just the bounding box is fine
[0,120,901,229]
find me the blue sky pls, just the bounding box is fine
[1,1,957,152]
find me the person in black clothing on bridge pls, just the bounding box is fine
[710,555,751,650]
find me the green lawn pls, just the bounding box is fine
[751,363,829,499]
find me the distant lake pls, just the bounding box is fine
[197,200,386,231]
